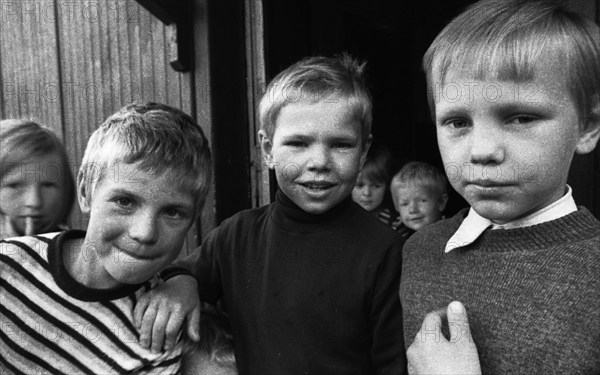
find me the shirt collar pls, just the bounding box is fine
[445,185,576,253]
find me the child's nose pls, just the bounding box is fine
[129,211,159,244]
[469,125,505,164]
[307,146,331,171]
[23,184,42,208]
[409,201,419,213]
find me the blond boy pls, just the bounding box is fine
[0,103,211,374]
[390,161,448,238]
[401,0,600,373]
[138,55,406,374]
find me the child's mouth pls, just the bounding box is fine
[300,182,335,190]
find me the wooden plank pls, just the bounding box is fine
[0,0,63,136]
[54,0,196,230]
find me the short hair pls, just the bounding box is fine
[183,306,237,372]
[360,142,394,184]
[391,162,448,205]
[423,0,600,129]
[0,119,75,226]
[78,102,212,216]
[259,53,372,145]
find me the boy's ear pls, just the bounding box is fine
[360,134,373,168]
[77,177,92,214]
[258,130,275,169]
[438,193,449,212]
[576,101,600,154]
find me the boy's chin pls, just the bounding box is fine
[470,202,523,224]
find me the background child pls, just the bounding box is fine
[400,0,600,373]
[182,305,237,375]
[390,161,448,239]
[138,54,406,374]
[0,119,75,239]
[0,102,211,374]
[352,142,398,226]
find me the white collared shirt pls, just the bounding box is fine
[445,186,577,253]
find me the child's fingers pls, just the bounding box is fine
[150,307,170,353]
[139,303,159,349]
[163,309,185,351]
[446,301,471,343]
[186,305,201,342]
[133,294,151,329]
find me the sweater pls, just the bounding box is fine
[178,190,407,375]
[0,231,181,374]
[400,208,600,374]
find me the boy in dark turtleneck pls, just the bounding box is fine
[138,54,407,374]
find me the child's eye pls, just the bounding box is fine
[442,118,470,129]
[508,115,537,124]
[285,140,306,147]
[332,142,353,149]
[115,197,134,207]
[164,208,184,219]
[3,182,23,189]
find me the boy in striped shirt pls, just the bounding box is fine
[0,102,211,374]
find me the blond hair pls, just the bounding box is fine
[78,103,212,217]
[259,53,372,145]
[423,0,600,129]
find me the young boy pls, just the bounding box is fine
[0,102,211,374]
[400,0,600,373]
[143,55,406,374]
[390,161,448,239]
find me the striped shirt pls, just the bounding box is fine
[0,230,181,374]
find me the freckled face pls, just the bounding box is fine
[78,162,195,289]
[260,99,370,215]
[435,65,595,224]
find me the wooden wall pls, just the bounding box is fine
[0,0,214,252]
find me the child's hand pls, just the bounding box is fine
[407,301,481,375]
[134,275,201,353]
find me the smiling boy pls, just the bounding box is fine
[0,102,211,374]
[400,0,600,373]
[143,55,406,374]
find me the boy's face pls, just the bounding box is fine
[0,153,66,235]
[395,183,445,231]
[79,162,195,288]
[435,65,600,223]
[260,99,370,215]
[352,172,386,212]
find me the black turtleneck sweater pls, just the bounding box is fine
[178,190,406,375]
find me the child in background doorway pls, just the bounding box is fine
[0,119,76,239]
[182,305,237,375]
[390,161,447,239]
[352,142,397,227]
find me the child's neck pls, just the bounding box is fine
[62,237,120,290]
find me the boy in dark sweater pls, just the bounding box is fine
[401,0,600,373]
[137,55,406,374]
